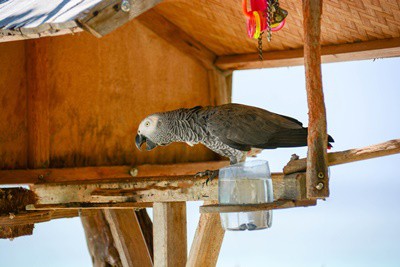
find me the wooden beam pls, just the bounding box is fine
[81,211,123,267]
[28,173,306,209]
[104,209,153,267]
[0,209,97,226]
[200,200,317,214]
[187,201,224,267]
[78,0,163,37]
[135,209,154,261]
[136,9,217,70]
[303,0,328,199]
[215,38,400,70]
[208,70,231,106]
[153,202,187,267]
[26,39,50,169]
[0,161,229,185]
[284,139,400,175]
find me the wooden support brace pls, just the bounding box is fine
[303,0,329,199]
[187,201,224,267]
[78,0,163,37]
[283,139,400,174]
[136,9,217,70]
[153,202,187,267]
[104,209,153,267]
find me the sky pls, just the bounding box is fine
[1,57,399,267]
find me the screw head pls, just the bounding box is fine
[318,172,324,179]
[316,182,324,190]
[121,0,131,12]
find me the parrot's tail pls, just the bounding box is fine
[256,128,334,149]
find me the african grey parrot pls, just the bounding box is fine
[135,103,334,166]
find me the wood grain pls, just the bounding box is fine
[0,41,27,170]
[79,0,163,37]
[0,161,229,185]
[187,201,224,267]
[81,211,123,267]
[200,200,317,213]
[137,9,217,70]
[284,139,400,174]
[215,38,400,70]
[153,202,187,267]
[104,209,153,267]
[28,173,305,209]
[303,0,329,199]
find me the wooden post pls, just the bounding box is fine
[187,201,224,267]
[103,210,153,267]
[81,211,123,267]
[303,0,329,198]
[153,202,187,267]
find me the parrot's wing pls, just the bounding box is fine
[207,103,304,151]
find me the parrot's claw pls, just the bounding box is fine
[195,170,219,186]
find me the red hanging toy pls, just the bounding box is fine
[242,0,287,39]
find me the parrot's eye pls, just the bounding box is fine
[145,121,150,127]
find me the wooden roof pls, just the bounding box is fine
[1,0,399,69]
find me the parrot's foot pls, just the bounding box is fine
[195,169,219,185]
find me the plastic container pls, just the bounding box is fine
[218,160,273,231]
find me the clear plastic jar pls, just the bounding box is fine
[218,160,273,231]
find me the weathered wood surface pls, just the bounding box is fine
[81,210,123,267]
[153,202,187,267]
[0,161,229,185]
[104,210,153,267]
[79,0,163,37]
[0,209,97,226]
[200,200,317,214]
[26,39,50,169]
[303,0,329,199]
[28,173,306,209]
[137,9,217,70]
[0,42,27,169]
[135,209,154,262]
[284,139,400,174]
[215,38,400,70]
[0,224,34,239]
[187,201,224,267]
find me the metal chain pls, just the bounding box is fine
[266,0,272,42]
[257,32,264,60]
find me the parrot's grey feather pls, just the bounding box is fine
[206,103,304,151]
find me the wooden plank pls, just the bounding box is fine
[78,0,163,37]
[136,9,217,70]
[135,209,154,261]
[0,210,97,226]
[81,211,123,267]
[0,161,229,185]
[187,201,224,267]
[26,39,50,169]
[284,138,400,174]
[0,224,33,239]
[200,200,317,214]
[104,210,153,267]
[303,0,329,199]
[153,202,186,267]
[208,70,231,106]
[0,28,83,43]
[215,38,400,70]
[28,173,307,209]
[27,203,152,210]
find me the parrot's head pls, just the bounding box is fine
[135,114,173,151]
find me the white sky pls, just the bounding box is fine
[1,58,399,267]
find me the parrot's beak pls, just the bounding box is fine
[135,134,146,150]
[135,134,158,151]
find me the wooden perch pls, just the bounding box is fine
[303,0,329,199]
[27,172,305,210]
[200,200,317,214]
[284,139,400,174]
